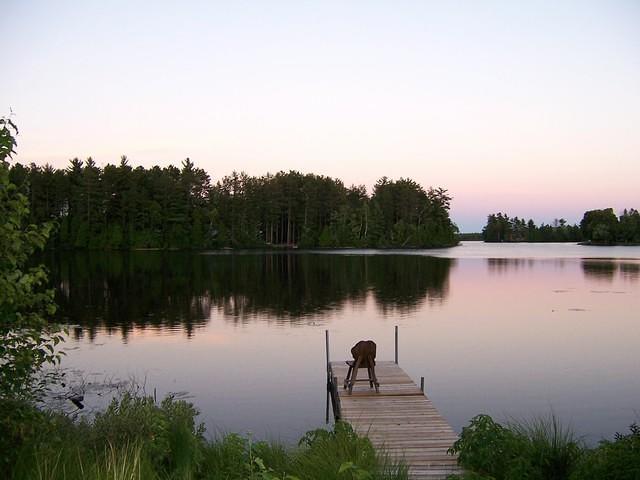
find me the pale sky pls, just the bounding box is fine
[2,0,639,231]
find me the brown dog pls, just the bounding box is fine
[351,340,376,367]
[345,340,379,393]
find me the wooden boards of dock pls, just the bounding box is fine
[326,330,462,479]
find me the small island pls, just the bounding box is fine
[481,209,640,245]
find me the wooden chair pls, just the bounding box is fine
[343,340,380,394]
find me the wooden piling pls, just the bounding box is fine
[394,325,398,364]
[325,330,330,375]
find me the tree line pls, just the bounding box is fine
[9,157,458,249]
[482,209,640,244]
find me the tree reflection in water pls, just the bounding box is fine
[581,259,640,282]
[44,252,454,341]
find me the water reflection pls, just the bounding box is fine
[486,257,640,283]
[581,260,618,281]
[369,255,452,314]
[581,259,640,282]
[45,252,454,340]
[619,262,640,281]
[487,258,532,273]
[486,258,574,274]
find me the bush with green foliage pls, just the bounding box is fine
[447,414,640,480]
[446,414,534,479]
[1,117,65,473]
[571,423,640,480]
[0,116,63,399]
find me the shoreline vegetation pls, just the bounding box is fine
[482,209,640,245]
[4,391,638,480]
[448,414,640,480]
[4,392,409,480]
[9,158,458,250]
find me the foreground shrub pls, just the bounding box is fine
[447,414,582,480]
[198,422,406,480]
[11,393,203,480]
[0,398,46,475]
[448,414,640,480]
[446,414,531,479]
[294,422,407,480]
[571,423,640,480]
[91,392,204,473]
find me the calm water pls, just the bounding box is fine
[45,242,640,444]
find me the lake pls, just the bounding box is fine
[45,242,640,444]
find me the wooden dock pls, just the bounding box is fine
[328,360,462,480]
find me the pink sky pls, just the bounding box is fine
[3,1,639,231]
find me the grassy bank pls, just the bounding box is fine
[3,392,407,480]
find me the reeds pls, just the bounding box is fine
[508,413,582,480]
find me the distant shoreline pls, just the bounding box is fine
[41,242,462,252]
[578,241,640,247]
[480,240,640,246]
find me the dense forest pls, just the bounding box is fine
[9,157,458,249]
[482,209,640,244]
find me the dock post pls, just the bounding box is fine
[325,330,330,376]
[394,325,398,364]
[420,376,424,392]
[332,375,341,420]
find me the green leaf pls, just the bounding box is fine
[338,461,355,473]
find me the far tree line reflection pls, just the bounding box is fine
[582,259,640,281]
[487,257,639,282]
[44,252,454,341]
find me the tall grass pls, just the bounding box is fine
[16,442,159,480]
[8,393,407,480]
[509,413,582,480]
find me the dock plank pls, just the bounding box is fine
[330,361,462,480]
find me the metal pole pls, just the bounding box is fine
[420,376,424,392]
[394,325,398,364]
